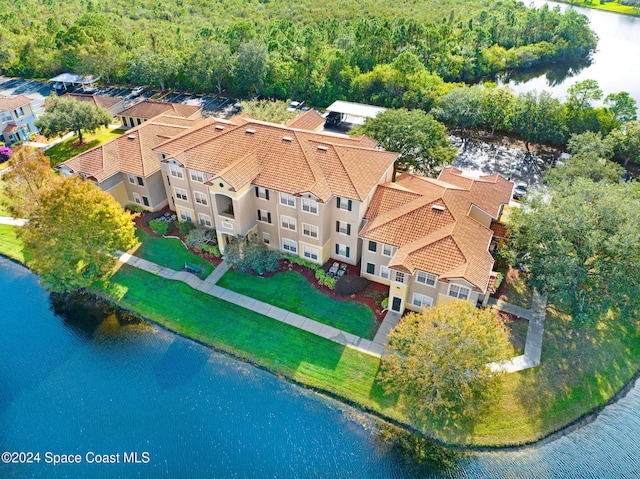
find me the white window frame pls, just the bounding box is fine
[303,246,319,261]
[281,215,296,231]
[337,197,352,211]
[174,187,188,202]
[169,164,184,179]
[336,243,349,257]
[194,191,208,206]
[412,293,433,308]
[282,238,297,253]
[132,192,141,204]
[190,170,205,182]
[256,186,269,200]
[179,210,193,222]
[302,223,318,239]
[416,271,437,287]
[337,221,350,235]
[197,213,213,228]
[263,232,270,244]
[279,192,296,207]
[258,210,271,223]
[448,284,471,300]
[394,271,405,283]
[382,244,393,257]
[128,174,136,184]
[301,197,318,214]
[380,266,390,280]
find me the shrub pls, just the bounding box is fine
[149,219,169,236]
[284,254,319,271]
[202,243,220,257]
[323,277,336,290]
[178,220,195,237]
[335,275,370,296]
[0,145,11,163]
[315,269,326,281]
[493,272,504,291]
[381,297,389,309]
[225,234,280,274]
[124,203,144,213]
[185,227,211,248]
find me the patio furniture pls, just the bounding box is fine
[184,263,204,276]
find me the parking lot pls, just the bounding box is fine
[0,77,240,118]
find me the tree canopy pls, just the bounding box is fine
[381,300,512,426]
[36,96,112,144]
[239,99,299,124]
[19,176,137,293]
[508,179,640,322]
[352,108,457,177]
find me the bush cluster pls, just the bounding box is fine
[124,203,144,213]
[149,219,169,236]
[178,220,195,237]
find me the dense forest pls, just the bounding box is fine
[0,0,597,105]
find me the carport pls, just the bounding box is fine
[325,100,386,126]
[49,73,101,92]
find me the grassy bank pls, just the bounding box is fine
[555,0,639,16]
[0,224,24,262]
[218,270,379,339]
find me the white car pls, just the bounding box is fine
[287,101,303,112]
[513,182,528,200]
[131,86,146,97]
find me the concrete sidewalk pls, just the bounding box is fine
[117,253,391,358]
[489,289,547,373]
[0,216,27,226]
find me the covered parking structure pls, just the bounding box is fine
[325,100,386,127]
[49,73,101,92]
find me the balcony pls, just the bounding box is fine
[215,194,235,220]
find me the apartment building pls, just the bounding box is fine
[359,167,513,313]
[0,94,37,145]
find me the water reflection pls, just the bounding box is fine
[500,58,592,87]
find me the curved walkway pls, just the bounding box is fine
[117,252,396,358]
[488,290,547,373]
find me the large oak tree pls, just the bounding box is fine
[36,95,111,144]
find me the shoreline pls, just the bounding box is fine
[2,251,640,451]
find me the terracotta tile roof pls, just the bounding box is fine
[360,167,513,292]
[65,93,124,110]
[0,94,32,111]
[61,114,205,181]
[285,110,325,130]
[155,118,397,202]
[2,123,22,134]
[207,151,260,191]
[490,221,508,238]
[118,100,201,120]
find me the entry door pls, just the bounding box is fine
[391,296,402,312]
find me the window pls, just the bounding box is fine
[179,210,193,222]
[142,196,149,207]
[128,174,135,184]
[280,192,295,207]
[382,244,393,257]
[15,107,24,117]
[448,284,471,300]
[283,238,297,253]
[368,241,377,252]
[301,197,318,214]
[336,197,352,211]
[335,243,350,258]
[194,191,208,206]
[169,164,184,179]
[394,271,405,283]
[336,221,351,235]
[133,192,141,204]
[263,232,270,244]
[1,112,11,122]
[416,271,437,287]
[366,262,375,275]
[174,187,188,201]
[303,246,319,261]
[137,176,144,186]
[136,118,142,125]
[281,215,296,231]
[255,186,269,200]
[302,223,318,239]
[198,213,213,228]
[380,266,390,280]
[190,170,205,182]
[412,293,433,308]
[257,210,271,223]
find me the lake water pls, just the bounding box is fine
[507,0,640,105]
[3,258,640,478]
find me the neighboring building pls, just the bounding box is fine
[153,116,398,264]
[359,167,513,313]
[58,114,206,211]
[285,109,326,131]
[65,93,126,116]
[118,101,202,129]
[0,94,38,145]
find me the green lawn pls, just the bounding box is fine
[45,127,123,167]
[95,264,402,420]
[130,228,214,277]
[0,177,16,217]
[556,0,639,16]
[0,224,24,262]
[218,269,379,339]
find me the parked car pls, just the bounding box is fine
[131,86,146,97]
[287,100,303,112]
[513,182,528,200]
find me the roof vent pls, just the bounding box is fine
[215,125,224,130]
[127,135,136,140]
[246,129,256,134]
[317,145,328,151]
[282,136,293,142]
[432,204,445,211]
